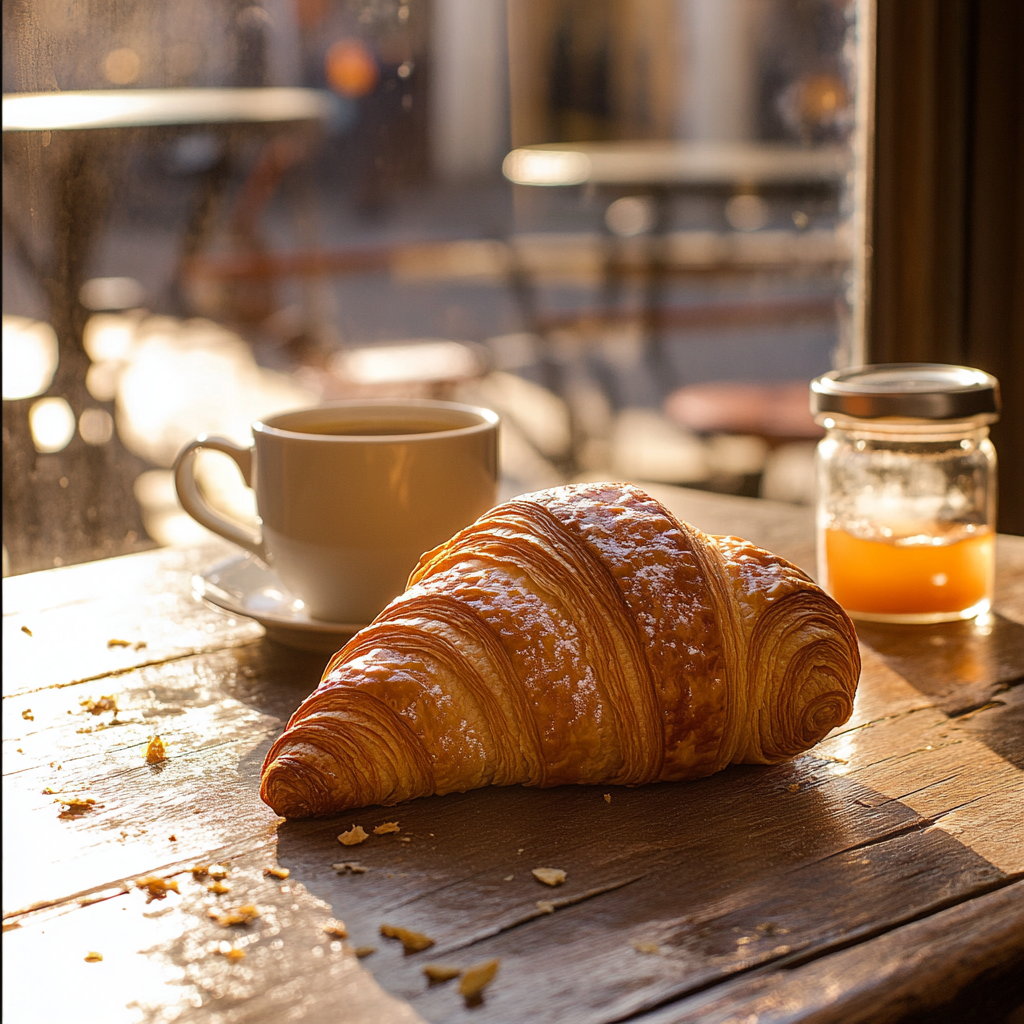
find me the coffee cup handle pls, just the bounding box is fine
[173,435,267,560]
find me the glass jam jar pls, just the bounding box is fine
[810,364,1000,623]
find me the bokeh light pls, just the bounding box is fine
[79,408,115,446]
[29,397,76,453]
[325,39,379,98]
[605,196,656,237]
[103,47,141,85]
[83,314,138,363]
[800,74,847,121]
[2,316,59,401]
[79,277,145,312]
[725,193,769,231]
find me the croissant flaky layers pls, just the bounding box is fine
[261,483,860,817]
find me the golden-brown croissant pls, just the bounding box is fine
[261,483,859,818]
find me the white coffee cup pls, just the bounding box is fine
[174,399,499,623]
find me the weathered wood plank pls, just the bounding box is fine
[1,848,427,1024]
[636,880,1024,1024]
[2,540,256,698]
[2,640,328,917]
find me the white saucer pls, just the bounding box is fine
[194,555,367,654]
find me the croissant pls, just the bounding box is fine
[261,483,859,818]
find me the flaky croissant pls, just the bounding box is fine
[261,483,859,818]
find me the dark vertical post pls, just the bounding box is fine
[871,0,1024,534]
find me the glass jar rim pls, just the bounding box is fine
[811,363,1000,420]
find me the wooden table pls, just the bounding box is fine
[4,486,1023,1024]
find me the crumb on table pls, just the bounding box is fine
[352,945,376,958]
[536,900,555,914]
[373,821,400,835]
[380,924,434,954]
[57,796,98,817]
[84,951,103,962]
[21,709,34,721]
[338,825,369,846]
[207,881,230,894]
[631,940,660,954]
[145,735,166,764]
[322,919,348,938]
[459,959,499,1003]
[532,867,567,887]
[264,866,290,879]
[208,904,259,927]
[424,964,462,984]
[136,876,180,901]
[107,638,131,648]
[21,625,33,636]
[81,696,118,716]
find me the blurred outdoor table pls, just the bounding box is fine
[501,140,851,411]
[502,140,850,188]
[3,486,1023,1024]
[2,88,333,132]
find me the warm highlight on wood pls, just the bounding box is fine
[260,483,860,818]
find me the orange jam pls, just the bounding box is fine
[823,526,994,619]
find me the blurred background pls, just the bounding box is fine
[3,0,1019,576]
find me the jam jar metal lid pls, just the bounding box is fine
[810,363,1001,420]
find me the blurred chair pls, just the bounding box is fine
[664,380,823,503]
[664,380,823,442]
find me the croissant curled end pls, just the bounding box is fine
[745,592,860,763]
[261,691,435,817]
[261,749,338,818]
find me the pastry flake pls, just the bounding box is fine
[459,959,499,1004]
[145,735,166,764]
[423,964,462,984]
[81,695,118,716]
[380,924,434,954]
[209,904,259,927]
[532,867,566,887]
[338,825,368,846]
[136,876,179,901]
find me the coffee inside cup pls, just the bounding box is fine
[296,419,457,437]
[264,404,487,439]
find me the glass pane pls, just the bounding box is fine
[2,0,868,574]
